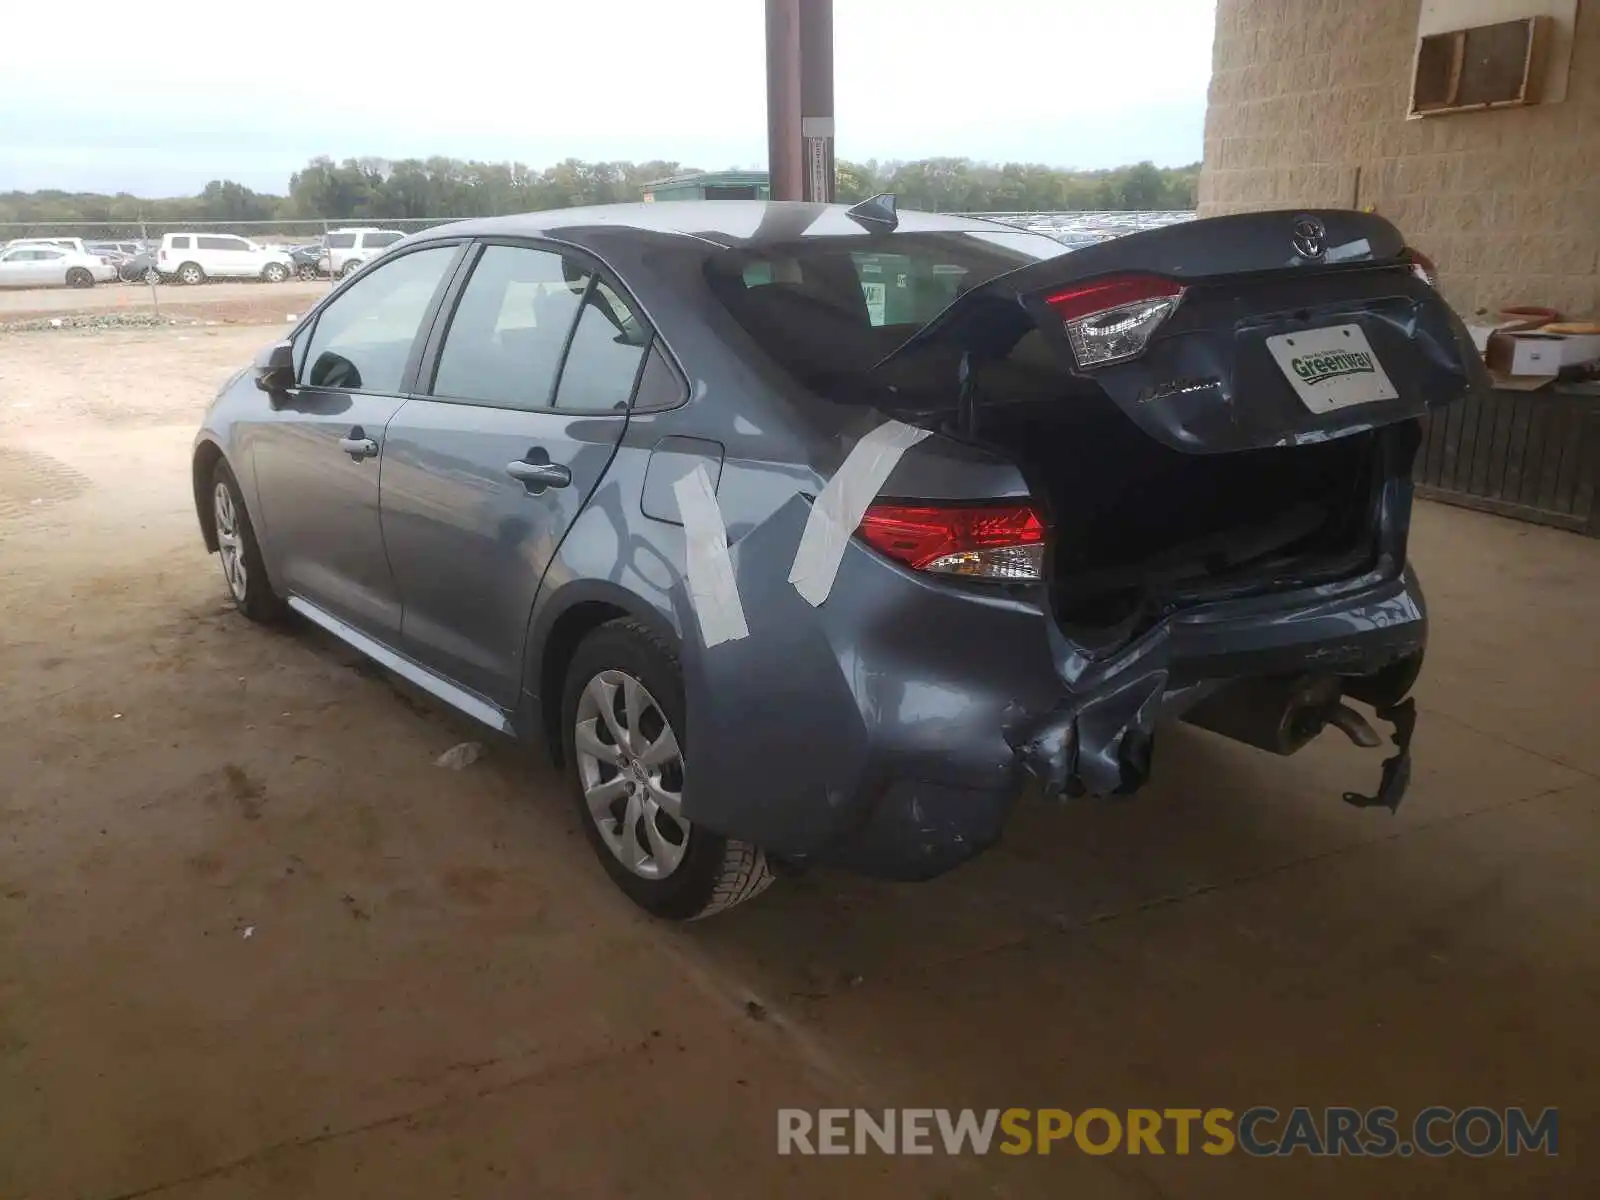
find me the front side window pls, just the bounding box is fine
[552,280,650,412]
[431,244,590,410]
[300,245,458,393]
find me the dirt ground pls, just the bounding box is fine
[1,325,1597,1199]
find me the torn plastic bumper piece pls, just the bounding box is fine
[1341,698,1417,813]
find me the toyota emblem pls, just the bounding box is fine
[1291,215,1328,260]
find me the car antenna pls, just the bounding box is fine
[845,193,898,232]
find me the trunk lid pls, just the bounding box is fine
[875,209,1491,453]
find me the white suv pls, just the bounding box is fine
[158,233,294,285]
[320,228,406,278]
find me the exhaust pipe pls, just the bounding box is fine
[1181,674,1376,755]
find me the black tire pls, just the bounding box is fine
[261,262,289,283]
[339,259,361,279]
[143,267,161,285]
[177,261,204,285]
[66,267,94,288]
[209,458,286,623]
[561,619,774,920]
[297,263,318,281]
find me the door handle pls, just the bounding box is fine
[339,427,379,461]
[505,459,572,490]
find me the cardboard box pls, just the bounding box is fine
[1485,331,1563,377]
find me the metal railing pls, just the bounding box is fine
[1415,387,1600,536]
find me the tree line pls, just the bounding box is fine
[0,155,1199,230]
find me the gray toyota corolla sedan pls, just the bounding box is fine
[193,199,1489,918]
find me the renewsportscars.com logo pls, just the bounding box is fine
[777,1106,1559,1158]
[1291,347,1378,386]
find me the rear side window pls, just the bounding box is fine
[300,246,458,392]
[631,343,687,412]
[169,236,191,250]
[324,233,357,249]
[365,231,403,248]
[551,280,650,412]
[431,245,590,410]
[197,236,240,251]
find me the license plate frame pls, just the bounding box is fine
[1266,324,1399,414]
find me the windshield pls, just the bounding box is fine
[706,228,1067,396]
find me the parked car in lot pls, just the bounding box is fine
[89,240,145,260]
[192,200,1489,919]
[320,227,406,278]
[117,249,161,284]
[0,242,118,288]
[288,243,329,280]
[158,233,294,284]
[4,236,94,256]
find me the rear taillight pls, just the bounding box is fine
[1403,246,1438,289]
[857,502,1045,581]
[1046,274,1184,368]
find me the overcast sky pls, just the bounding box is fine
[0,0,1216,197]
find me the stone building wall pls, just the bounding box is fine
[1199,0,1599,318]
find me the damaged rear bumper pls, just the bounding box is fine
[1008,567,1427,803]
[681,493,1427,883]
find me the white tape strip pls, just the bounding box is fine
[789,419,932,607]
[673,464,750,648]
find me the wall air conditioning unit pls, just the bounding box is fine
[1409,15,1550,116]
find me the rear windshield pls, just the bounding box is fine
[706,229,1068,398]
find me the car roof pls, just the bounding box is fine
[411,201,1027,251]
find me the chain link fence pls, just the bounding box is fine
[0,218,464,330]
[0,211,1197,331]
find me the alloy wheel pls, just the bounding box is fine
[213,482,248,602]
[573,669,688,880]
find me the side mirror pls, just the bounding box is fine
[253,339,295,393]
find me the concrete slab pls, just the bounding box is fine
[1,328,1595,1198]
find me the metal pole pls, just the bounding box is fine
[765,0,803,200]
[798,0,835,203]
[141,218,158,318]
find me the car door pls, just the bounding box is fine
[31,249,69,286]
[379,241,643,707]
[247,241,465,640]
[195,235,236,277]
[0,248,33,287]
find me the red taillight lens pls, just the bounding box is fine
[1403,246,1438,289]
[857,502,1046,580]
[1045,274,1184,369]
